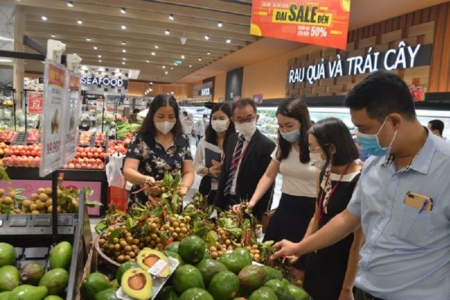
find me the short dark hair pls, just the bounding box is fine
[428,119,444,136]
[205,103,236,147]
[308,118,359,174]
[232,98,257,115]
[132,108,140,114]
[182,111,188,116]
[344,70,416,122]
[202,114,208,118]
[138,94,182,137]
[276,98,312,164]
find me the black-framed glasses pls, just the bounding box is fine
[234,116,256,124]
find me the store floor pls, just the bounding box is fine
[89,139,281,234]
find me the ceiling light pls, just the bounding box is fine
[51,34,55,38]
[226,38,231,43]
[93,46,97,50]
[98,55,101,58]
[67,1,73,7]
[165,71,168,74]
[198,57,202,61]
[121,41,126,45]
[146,60,149,63]
[77,19,83,25]
[99,60,102,63]
[155,45,159,49]
[170,67,173,70]
[189,65,192,68]
[149,88,153,91]
[149,82,153,85]
[165,29,170,35]
[120,7,126,14]
[121,24,126,30]
[181,55,185,59]
[86,37,91,41]
[207,51,210,55]
[41,16,47,21]
[0,59,13,63]
[218,22,222,27]
[151,52,155,56]
[123,58,126,61]
[122,49,126,53]
[162,66,165,69]
[122,62,125,65]
[204,35,209,40]
[169,14,174,20]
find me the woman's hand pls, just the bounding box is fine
[146,185,161,196]
[288,255,300,264]
[338,289,354,300]
[232,204,240,213]
[180,186,189,196]
[270,239,300,260]
[208,160,222,177]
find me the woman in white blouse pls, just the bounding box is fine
[194,103,235,203]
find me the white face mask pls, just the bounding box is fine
[154,121,175,134]
[211,120,228,133]
[235,121,257,139]
[310,152,327,169]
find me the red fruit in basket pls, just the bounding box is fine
[68,163,75,169]
[75,163,81,169]
[87,152,93,158]
[93,152,99,158]
[98,162,105,169]
[80,152,86,158]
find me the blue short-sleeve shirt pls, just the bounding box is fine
[348,129,450,299]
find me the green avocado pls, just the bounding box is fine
[179,287,213,300]
[80,272,111,300]
[20,263,45,286]
[248,286,278,300]
[94,288,119,300]
[178,236,205,265]
[8,285,48,300]
[155,286,179,300]
[43,296,64,300]
[164,241,180,253]
[264,266,283,282]
[0,243,16,267]
[218,248,252,274]
[0,265,20,292]
[116,262,140,284]
[238,265,268,292]
[121,268,152,300]
[208,271,240,300]
[162,250,185,266]
[265,279,292,300]
[0,291,11,300]
[196,258,228,287]
[49,242,72,270]
[38,268,69,295]
[286,284,309,300]
[173,264,205,294]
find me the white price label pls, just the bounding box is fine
[148,259,170,278]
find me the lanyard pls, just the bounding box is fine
[318,163,351,225]
[231,138,249,171]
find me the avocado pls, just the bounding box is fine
[137,248,170,277]
[0,265,20,292]
[218,248,252,274]
[0,291,11,300]
[265,279,292,300]
[20,263,45,285]
[179,287,213,300]
[43,296,64,300]
[162,250,185,266]
[173,264,205,294]
[155,286,179,300]
[164,241,180,253]
[121,268,152,300]
[196,258,228,287]
[80,272,111,300]
[116,262,139,284]
[8,285,48,300]
[49,242,72,270]
[264,266,284,282]
[0,242,16,267]
[238,265,268,291]
[248,286,278,299]
[39,268,69,295]
[178,235,205,265]
[208,271,240,300]
[94,288,119,300]
[286,284,309,300]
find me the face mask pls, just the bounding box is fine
[357,117,397,156]
[154,121,175,134]
[310,152,327,169]
[235,121,257,139]
[280,128,300,143]
[211,120,228,133]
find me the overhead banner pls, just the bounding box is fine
[251,0,351,50]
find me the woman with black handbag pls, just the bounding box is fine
[194,103,235,203]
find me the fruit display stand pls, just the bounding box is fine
[0,191,92,300]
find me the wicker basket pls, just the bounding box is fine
[93,234,121,272]
[74,245,98,300]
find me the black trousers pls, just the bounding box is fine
[354,288,384,300]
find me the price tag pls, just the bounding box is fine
[148,259,170,278]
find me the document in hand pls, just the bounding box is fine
[204,141,221,167]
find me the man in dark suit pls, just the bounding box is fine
[214,98,275,221]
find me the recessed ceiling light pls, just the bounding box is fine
[181,55,185,59]
[151,52,155,56]
[207,51,211,55]
[122,62,125,65]
[204,35,209,40]
[120,7,126,13]
[99,60,102,63]
[165,29,170,35]
[146,60,149,63]
[41,16,47,21]
[165,71,168,74]
[169,14,174,20]
[149,88,153,91]
[198,57,202,61]
[226,38,231,43]
[149,82,153,85]
[77,19,83,25]
[218,21,222,27]
[67,1,73,7]
[51,34,55,38]
[86,37,91,41]
[98,55,101,58]
[189,65,192,68]
[123,58,126,61]
[162,66,165,69]
[122,49,126,53]
[121,41,126,45]
[121,24,126,30]
[93,46,97,50]
[155,45,159,49]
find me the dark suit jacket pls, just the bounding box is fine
[215,129,276,220]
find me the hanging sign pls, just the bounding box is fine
[251,0,351,50]
[63,73,81,164]
[27,92,43,114]
[40,60,66,177]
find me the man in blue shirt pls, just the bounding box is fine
[271,70,450,300]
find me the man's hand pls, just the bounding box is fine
[270,239,300,260]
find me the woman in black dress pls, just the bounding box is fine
[123,94,194,207]
[302,118,364,300]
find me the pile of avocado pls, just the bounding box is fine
[0,241,72,300]
[83,235,309,300]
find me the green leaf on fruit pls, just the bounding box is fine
[194,227,208,239]
[108,228,123,243]
[150,206,163,218]
[0,167,10,183]
[95,222,108,234]
[14,195,27,201]
[207,231,217,246]
[86,200,103,207]
[14,188,25,194]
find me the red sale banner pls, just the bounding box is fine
[251,0,351,50]
[27,92,43,114]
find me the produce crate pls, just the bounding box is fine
[0,192,92,300]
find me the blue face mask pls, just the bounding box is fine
[357,117,397,156]
[280,128,300,143]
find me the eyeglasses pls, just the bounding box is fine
[308,145,322,152]
[234,116,255,124]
